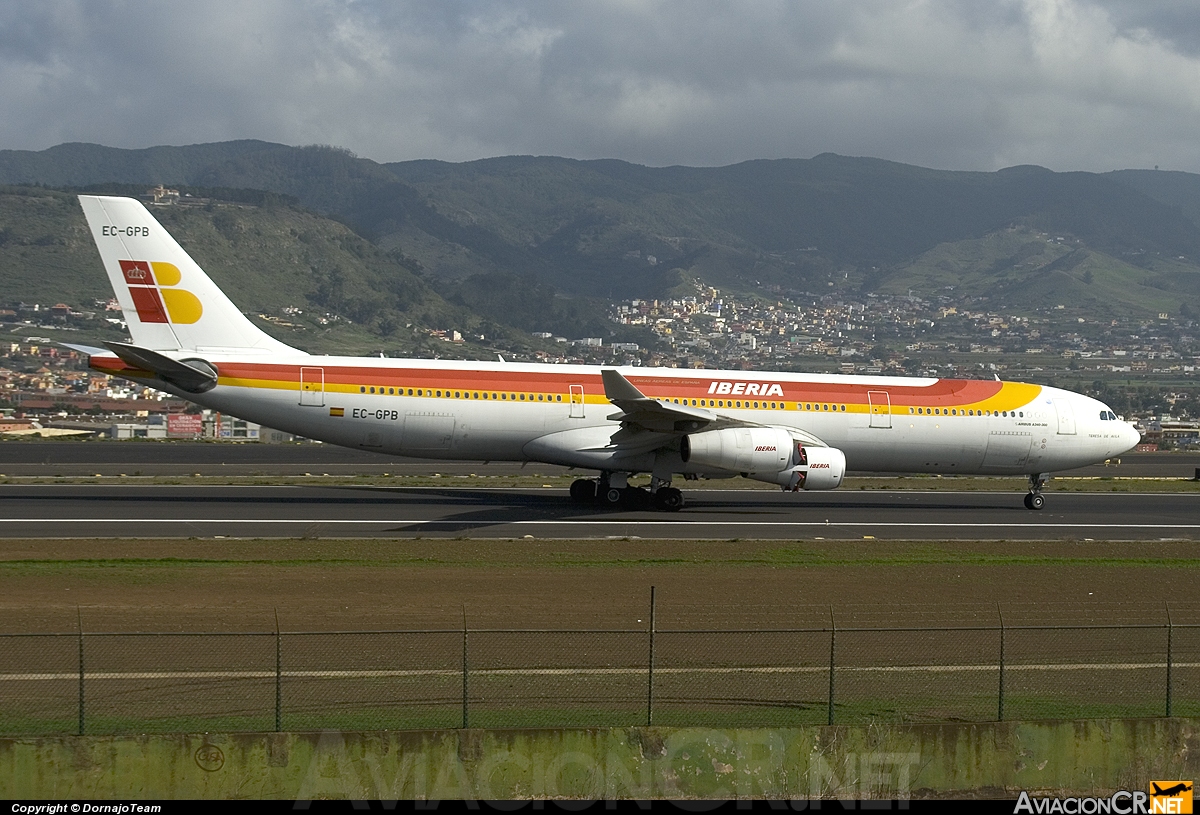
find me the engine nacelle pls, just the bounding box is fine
[681,426,794,473]
[747,444,846,491]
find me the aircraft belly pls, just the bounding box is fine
[523,425,657,471]
[842,422,989,474]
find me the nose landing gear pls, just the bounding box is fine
[1023,473,1049,510]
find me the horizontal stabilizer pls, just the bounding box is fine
[58,342,112,358]
[104,342,218,394]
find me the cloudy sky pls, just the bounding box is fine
[5,0,1200,172]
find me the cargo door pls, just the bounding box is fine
[981,431,1033,470]
[402,413,456,452]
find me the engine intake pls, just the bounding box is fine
[747,444,846,491]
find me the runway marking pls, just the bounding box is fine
[0,518,1198,530]
[2,663,1197,681]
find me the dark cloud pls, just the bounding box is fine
[3,1,1200,171]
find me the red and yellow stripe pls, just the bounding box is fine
[89,357,1041,416]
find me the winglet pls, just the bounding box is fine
[601,369,649,403]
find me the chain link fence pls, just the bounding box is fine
[2,602,1197,736]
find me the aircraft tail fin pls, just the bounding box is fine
[78,195,300,355]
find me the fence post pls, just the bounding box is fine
[77,607,85,737]
[461,606,469,729]
[827,606,836,726]
[274,608,282,733]
[997,604,1006,722]
[647,586,656,727]
[1165,603,1173,718]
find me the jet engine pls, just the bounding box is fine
[681,426,846,491]
[747,444,846,491]
[680,426,794,473]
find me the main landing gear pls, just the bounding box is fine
[569,474,685,512]
[1023,473,1049,510]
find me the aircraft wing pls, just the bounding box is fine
[601,369,716,434]
[600,369,828,448]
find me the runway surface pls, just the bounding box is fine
[0,441,1196,478]
[0,483,1195,540]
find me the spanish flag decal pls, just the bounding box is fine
[329,407,345,417]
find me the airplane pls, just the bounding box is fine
[1151,782,1192,797]
[68,195,1140,512]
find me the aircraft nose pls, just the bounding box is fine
[1119,421,1140,453]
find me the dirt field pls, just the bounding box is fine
[2,537,1197,734]
[1,537,1197,632]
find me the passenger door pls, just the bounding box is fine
[299,366,324,407]
[868,390,891,428]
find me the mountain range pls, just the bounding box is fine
[3,140,1200,331]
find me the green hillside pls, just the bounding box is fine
[876,225,1200,319]
[0,185,655,353]
[4,142,1200,317]
[0,186,468,355]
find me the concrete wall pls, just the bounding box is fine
[1,719,1197,800]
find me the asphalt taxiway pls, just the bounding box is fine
[0,441,1195,478]
[0,484,1195,540]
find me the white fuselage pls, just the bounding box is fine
[98,352,1139,478]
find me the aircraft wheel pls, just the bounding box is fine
[604,488,623,505]
[569,478,597,502]
[654,487,685,512]
[1029,493,1045,510]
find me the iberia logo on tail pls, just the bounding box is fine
[119,260,203,324]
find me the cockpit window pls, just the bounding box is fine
[1100,411,1109,421]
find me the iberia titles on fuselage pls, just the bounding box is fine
[73,195,1140,512]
